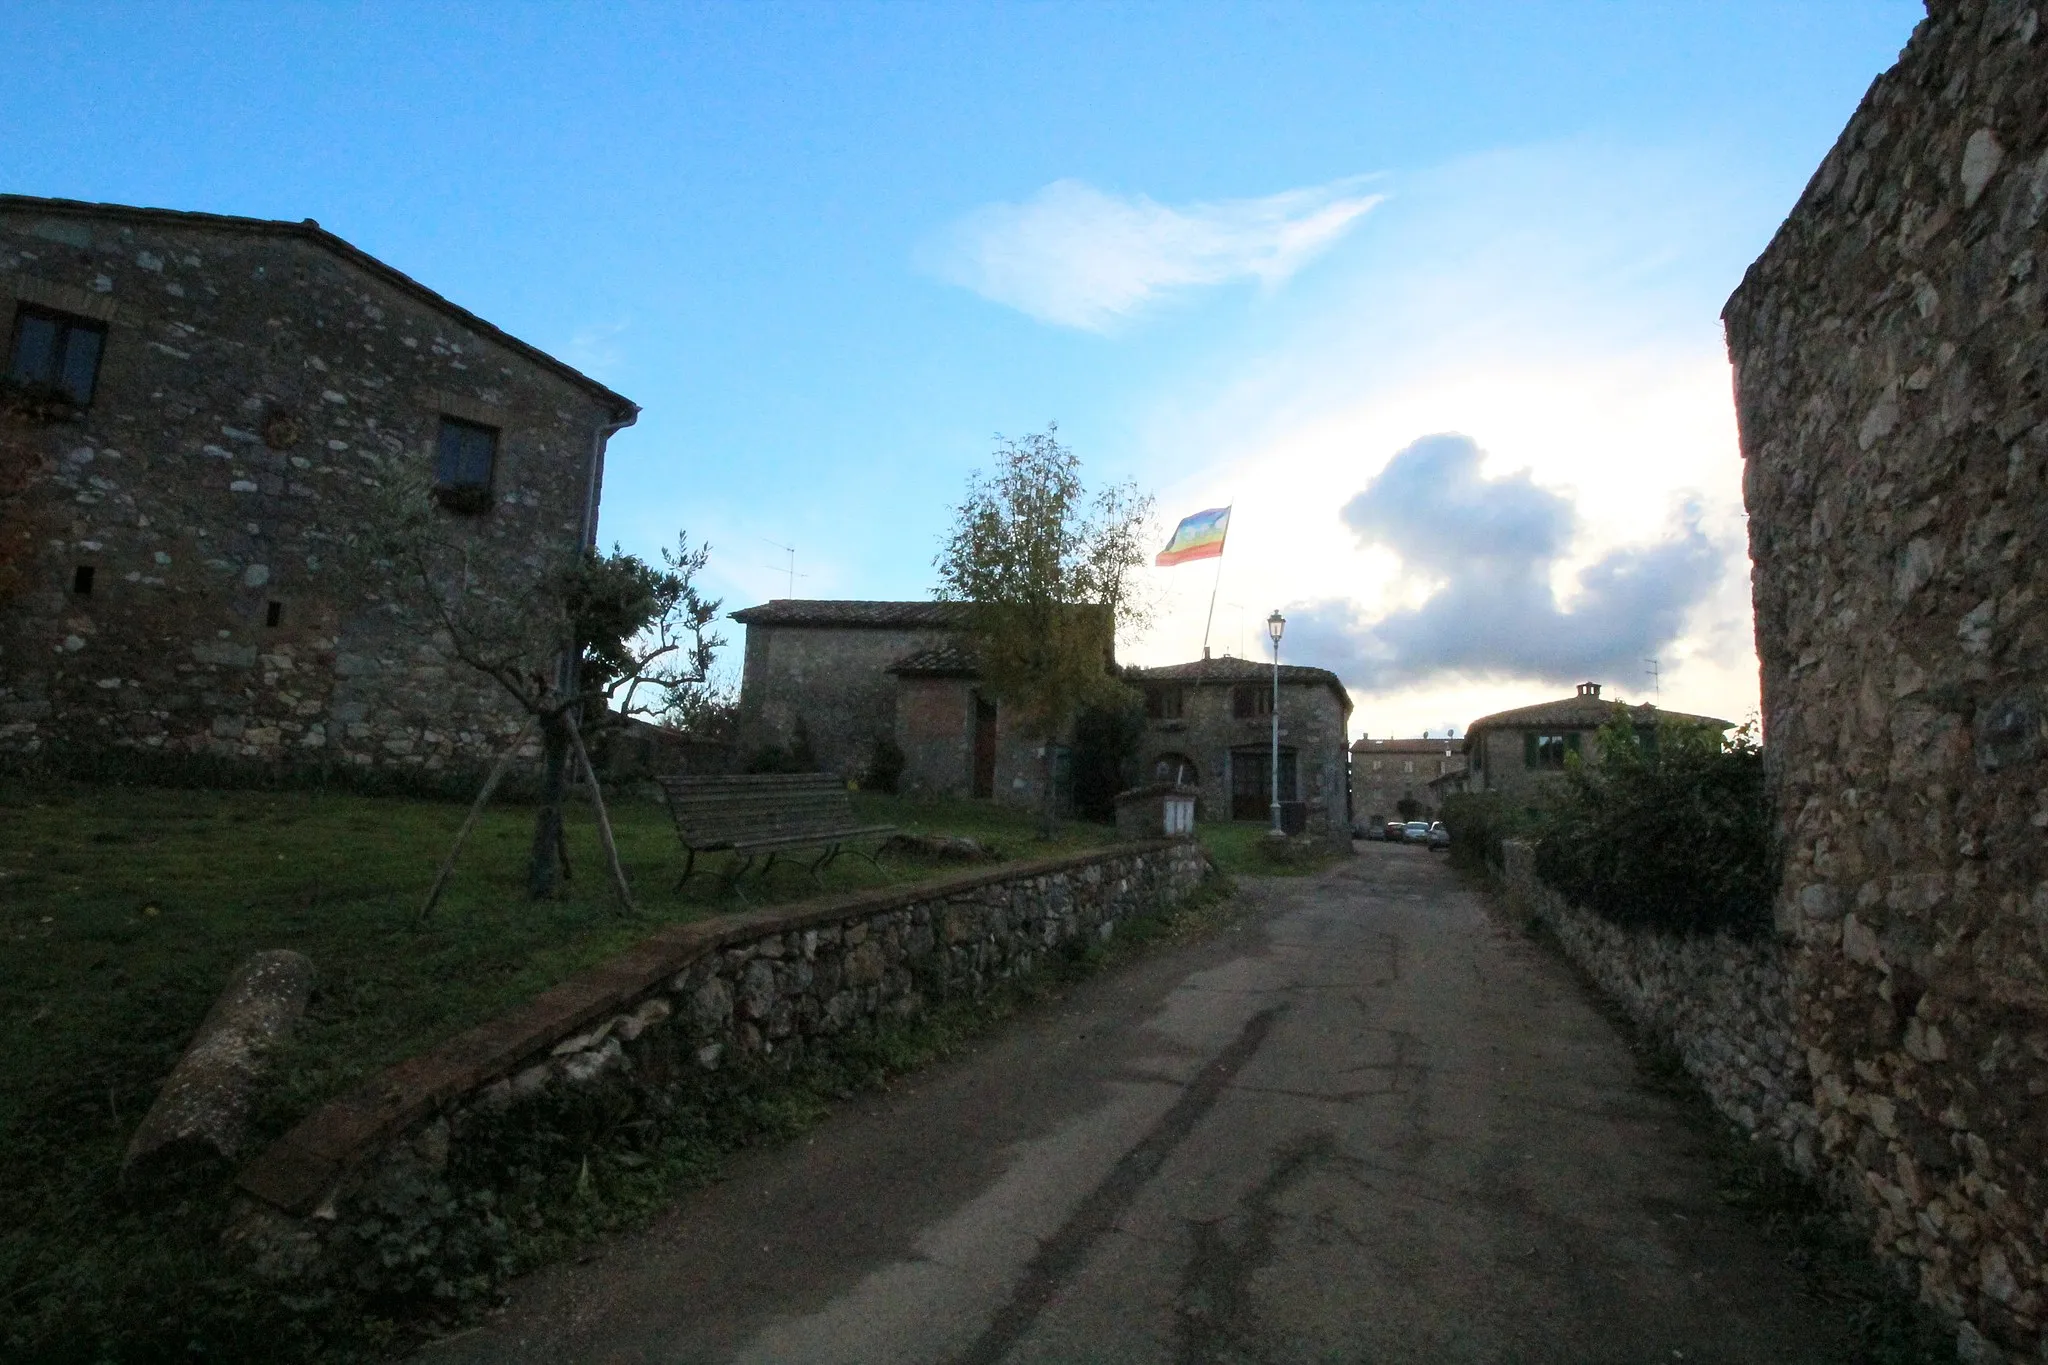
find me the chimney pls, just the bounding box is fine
[1577,681,1601,698]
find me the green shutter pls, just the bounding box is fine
[1524,732,1538,768]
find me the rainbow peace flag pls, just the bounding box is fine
[1155,506,1230,566]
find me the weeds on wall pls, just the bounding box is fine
[1533,716,1775,937]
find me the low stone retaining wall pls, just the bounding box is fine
[1498,842,1819,1172]
[235,838,1211,1233]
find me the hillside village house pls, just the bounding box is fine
[728,599,1078,811]
[1460,682,1729,805]
[0,195,637,769]
[1125,655,1352,847]
[1350,735,1465,827]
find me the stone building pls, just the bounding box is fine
[0,195,637,769]
[1349,736,1464,827]
[728,599,1068,810]
[1125,655,1352,845]
[1462,683,1728,807]
[1725,4,2048,1354]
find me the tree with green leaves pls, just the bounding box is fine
[935,425,1153,836]
[358,467,722,909]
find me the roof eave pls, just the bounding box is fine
[0,194,637,419]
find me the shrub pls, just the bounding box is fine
[1532,716,1773,937]
[1438,791,1530,873]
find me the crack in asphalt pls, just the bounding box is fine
[1173,1129,1344,1365]
[941,1004,1286,1365]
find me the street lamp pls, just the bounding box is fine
[1267,610,1286,837]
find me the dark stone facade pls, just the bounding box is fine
[1726,4,2048,1355]
[0,196,635,770]
[1350,736,1462,826]
[1126,655,1352,846]
[729,600,1072,810]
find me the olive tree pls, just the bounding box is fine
[934,425,1152,837]
[359,469,722,910]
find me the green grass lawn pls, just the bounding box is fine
[0,776,1304,1359]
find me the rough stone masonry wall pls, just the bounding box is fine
[1724,3,2048,1357]
[232,839,1211,1261]
[1500,842,1818,1169]
[0,204,623,771]
[1136,681,1350,845]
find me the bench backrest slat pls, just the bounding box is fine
[656,772,863,846]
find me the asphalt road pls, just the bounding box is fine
[423,841,1858,1364]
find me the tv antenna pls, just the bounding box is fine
[760,538,809,598]
[1644,657,1660,696]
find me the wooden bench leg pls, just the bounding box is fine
[722,851,755,902]
[807,844,840,888]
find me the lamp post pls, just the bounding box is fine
[1267,610,1286,836]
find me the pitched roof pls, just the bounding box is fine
[729,599,969,629]
[1467,694,1732,734]
[885,642,981,678]
[1125,656,1352,714]
[0,194,638,418]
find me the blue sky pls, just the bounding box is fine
[4,2,1924,735]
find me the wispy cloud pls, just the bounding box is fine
[566,319,631,379]
[1285,432,1727,691]
[923,177,1383,331]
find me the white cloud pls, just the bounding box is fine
[1116,139,1769,739]
[923,177,1383,331]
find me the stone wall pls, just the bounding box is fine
[0,198,632,771]
[1500,842,1818,1168]
[1725,5,2048,1355]
[234,839,1212,1236]
[735,622,952,775]
[1132,675,1350,846]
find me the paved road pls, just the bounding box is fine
[426,842,1856,1364]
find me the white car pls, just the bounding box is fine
[1402,821,1431,844]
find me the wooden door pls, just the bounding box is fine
[972,695,997,798]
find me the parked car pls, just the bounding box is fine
[1427,821,1450,850]
[1402,821,1431,844]
[1351,819,1380,839]
[1384,821,1406,842]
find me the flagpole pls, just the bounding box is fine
[1199,504,1231,658]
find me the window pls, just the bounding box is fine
[72,565,95,596]
[265,600,284,628]
[433,415,499,513]
[1371,759,1382,771]
[1145,686,1185,720]
[1232,684,1272,719]
[1524,731,1580,769]
[8,305,106,406]
[1403,760,1414,774]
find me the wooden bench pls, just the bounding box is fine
[655,772,896,894]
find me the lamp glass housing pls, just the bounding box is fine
[1266,611,1286,643]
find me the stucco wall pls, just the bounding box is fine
[1725,4,2048,1356]
[0,204,623,771]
